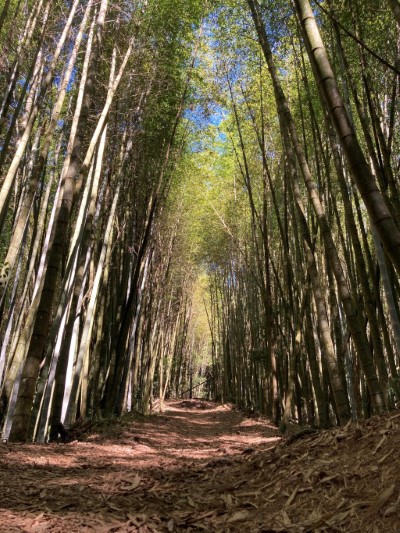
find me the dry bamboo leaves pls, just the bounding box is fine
[121,474,141,491]
[366,484,396,516]
[285,487,299,507]
[0,401,399,532]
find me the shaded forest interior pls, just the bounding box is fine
[1,0,400,526]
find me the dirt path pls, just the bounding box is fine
[0,400,280,532]
[1,401,400,532]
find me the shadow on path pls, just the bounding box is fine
[0,400,281,532]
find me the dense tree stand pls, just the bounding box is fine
[1,0,400,528]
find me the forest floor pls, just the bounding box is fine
[0,400,399,532]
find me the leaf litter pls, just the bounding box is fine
[0,400,399,531]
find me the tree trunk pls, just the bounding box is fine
[293,0,400,276]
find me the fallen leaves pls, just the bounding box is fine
[187,496,197,508]
[226,510,250,523]
[285,487,298,507]
[121,473,141,491]
[366,484,396,516]
[0,400,399,532]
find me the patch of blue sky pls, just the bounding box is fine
[54,65,77,93]
[209,107,227,127]
[218,131,227,141]
[184,103,227,130]
[190,139,205,153]
[66,67,76,92]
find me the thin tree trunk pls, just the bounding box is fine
[64,187,119,427]
[2,0,93,278]
[293,0,400,275]
[247,0,386,414]
[371,226,400,360]
[8,1,110,442]
[0,0,81,234]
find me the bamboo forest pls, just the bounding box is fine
[1,0,400,530]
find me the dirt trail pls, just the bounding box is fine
[1,401,400,532]
[0,400,280,532]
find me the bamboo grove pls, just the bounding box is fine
[0,0,400,442]
[204,0,400,429]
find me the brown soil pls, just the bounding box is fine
[0,400,399,532]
